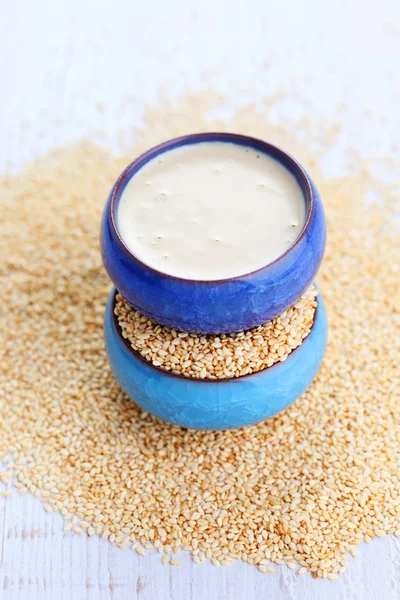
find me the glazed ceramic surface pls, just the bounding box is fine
[104,289,328,430]
[100,133,326,334]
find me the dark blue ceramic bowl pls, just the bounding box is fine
[101,133,326,334]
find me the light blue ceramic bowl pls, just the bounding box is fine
[104,289,328,430]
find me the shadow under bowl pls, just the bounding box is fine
[104,288,328,430]
[100,132,326,334]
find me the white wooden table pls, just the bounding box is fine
[1,1,399,598]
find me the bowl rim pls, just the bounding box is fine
[109,132,315,284]
[111,288,319,384]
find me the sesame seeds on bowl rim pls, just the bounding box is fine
[114,287,318,380]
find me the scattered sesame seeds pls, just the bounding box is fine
[258,564,276,573]
[114,288,317,379]
[0,96,399,581]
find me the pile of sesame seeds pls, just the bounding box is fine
[114,288,317,379]
[0,98,399,579]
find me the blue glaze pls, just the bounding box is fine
[101,133,326,334]
[104,289,328,430]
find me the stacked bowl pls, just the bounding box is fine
[101,133,327,430]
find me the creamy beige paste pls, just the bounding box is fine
[117,142,306,280]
